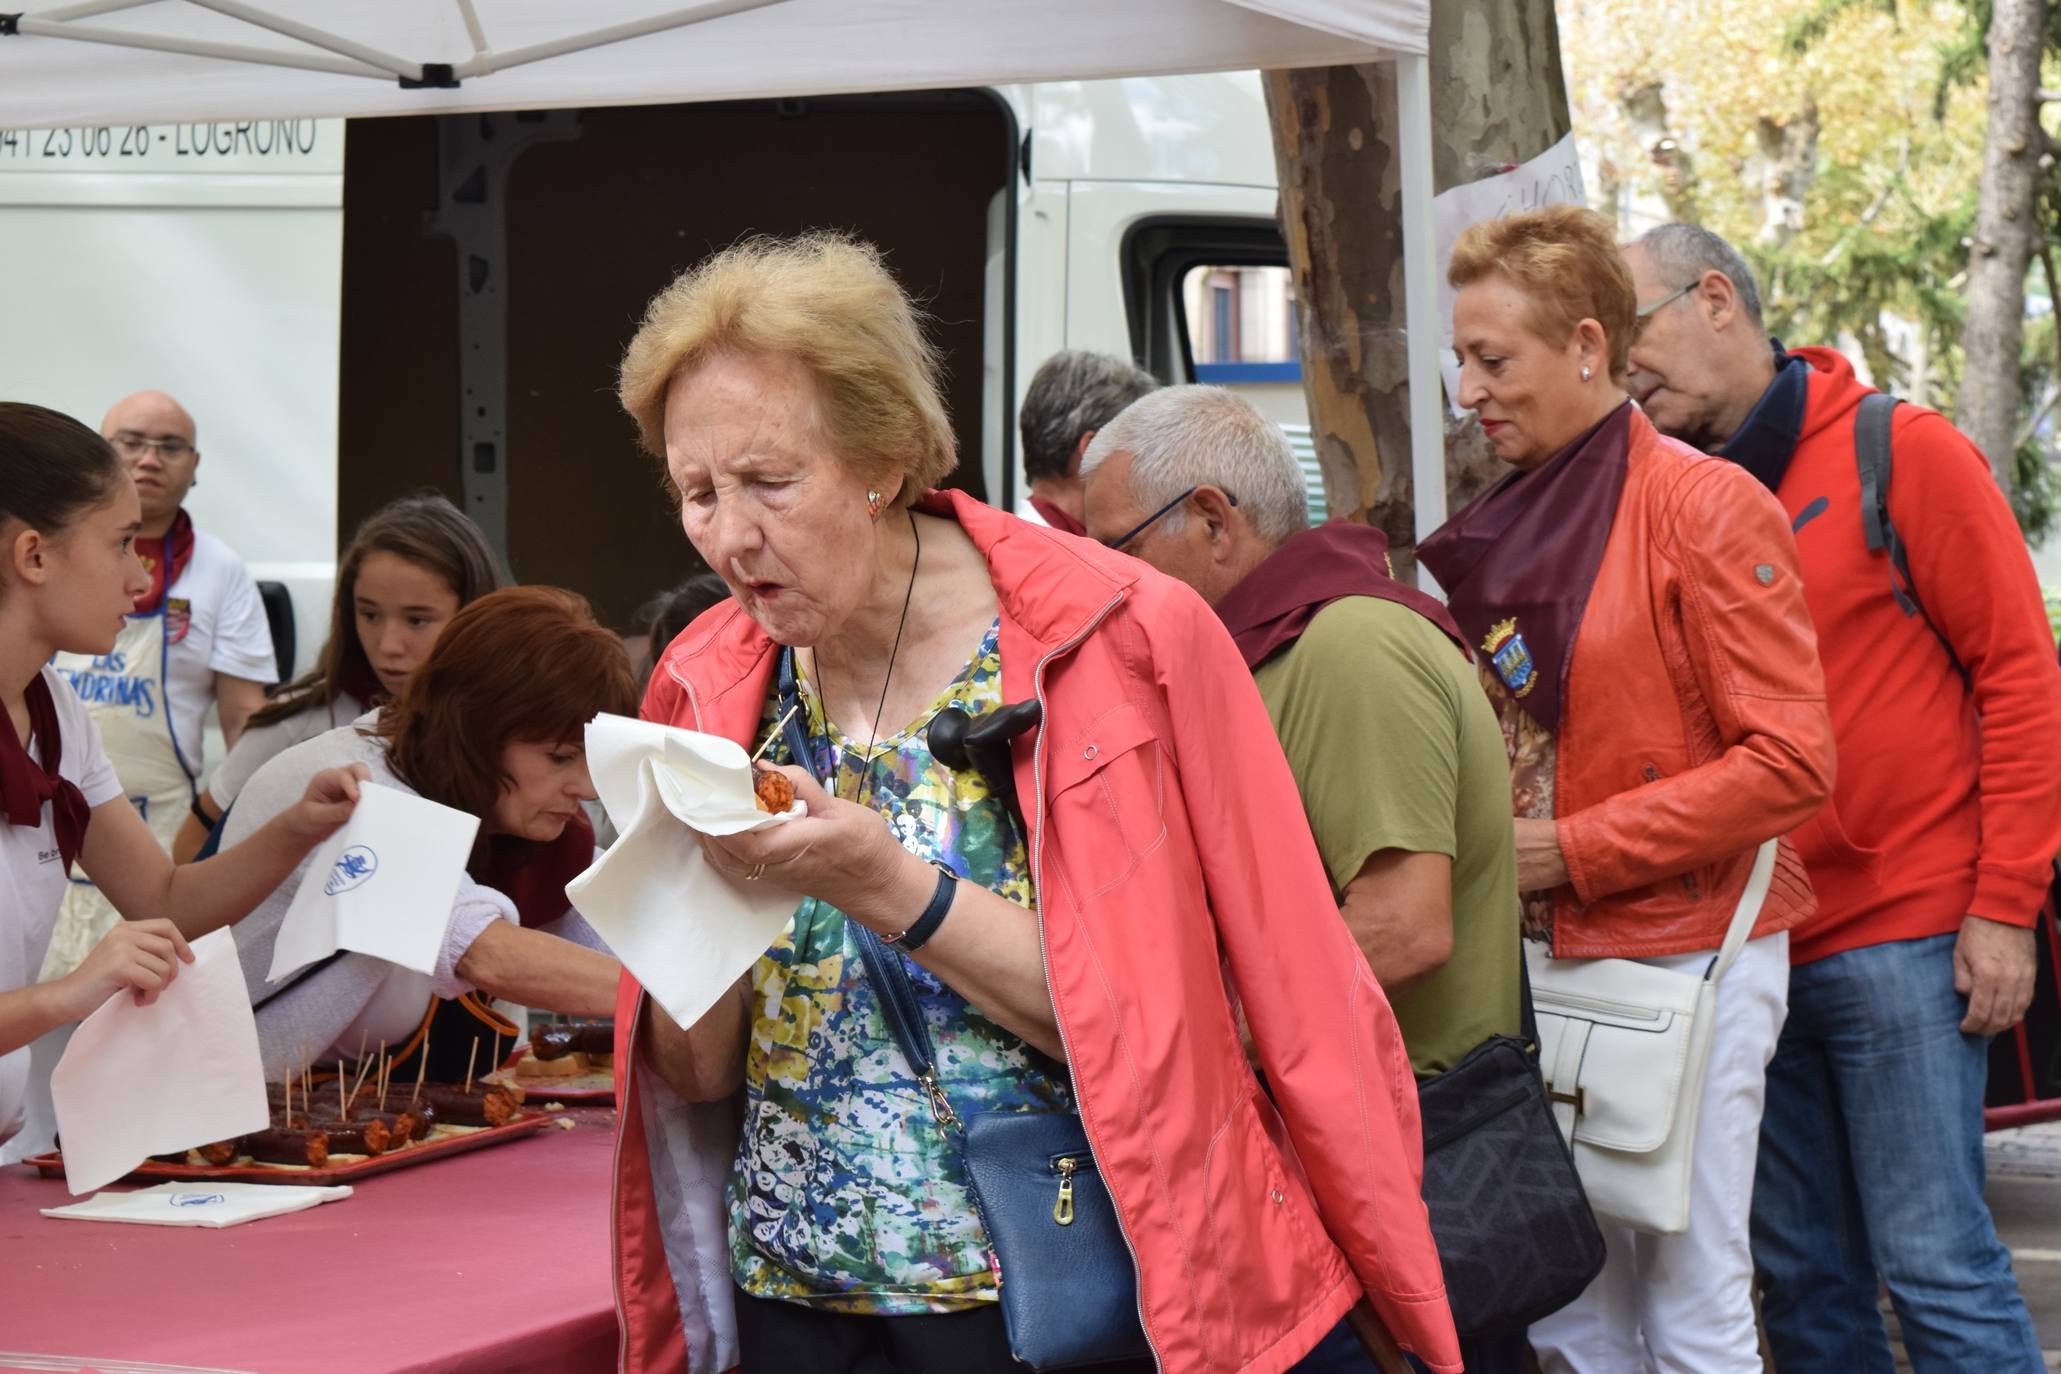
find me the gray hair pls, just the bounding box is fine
[1080,385,1309,545]
[1633,223,1766,328]
[1018,350,1162,482]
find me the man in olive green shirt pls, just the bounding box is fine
[1081,385,1521,1074]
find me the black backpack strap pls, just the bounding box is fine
[1854,393,1971,690]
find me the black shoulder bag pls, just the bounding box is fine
[1413,947,1606,1339]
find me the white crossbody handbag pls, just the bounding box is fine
[1524,839,1778,1236]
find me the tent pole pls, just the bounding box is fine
[1395,49,1446,594]
[182,0,418,79]
[453,0,490,57]
[30,0,158,23]
[9,15,385,78]
[455,0,790,77]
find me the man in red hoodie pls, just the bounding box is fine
[1623,222,2061,1374]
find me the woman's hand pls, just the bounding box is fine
[697,764,929,930]
[1513,817,1570,893]
[282,763,371,844]
[56,919,195,1017]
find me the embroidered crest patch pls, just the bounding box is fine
[1482,617,1538,698]
[165,597,192,645]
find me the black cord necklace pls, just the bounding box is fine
[818,509,920,814]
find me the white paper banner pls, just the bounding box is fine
[569,715,803,1037]
[52,927,270,1195]
[267,782,480,984]
[1432,131,1587,413]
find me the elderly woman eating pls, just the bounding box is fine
[606,233,1462,1374]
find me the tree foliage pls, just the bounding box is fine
[1559,0,2060,540]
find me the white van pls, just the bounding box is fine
[0,74,1309,681]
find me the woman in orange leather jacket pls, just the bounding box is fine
[606,233,1461,1374]
[1418,207,1834,1374]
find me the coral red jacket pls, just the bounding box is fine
[610,490,1461,1374]
[1546,408,1835,958]
[1770,348,2061,964]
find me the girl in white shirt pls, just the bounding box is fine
[175,494,505,859]
[0,402,367,1144]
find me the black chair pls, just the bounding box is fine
[256,580,296,685]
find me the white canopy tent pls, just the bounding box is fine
[0,0,1451,549]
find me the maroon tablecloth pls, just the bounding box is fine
[0,1111,619,1374]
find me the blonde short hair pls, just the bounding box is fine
[1447,205,1637,382]
[617,232,956,506]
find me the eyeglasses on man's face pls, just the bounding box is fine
[1102,485,1239,552]
[110,431,194,460]
[1631,282,1697,341]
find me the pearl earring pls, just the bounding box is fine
[1581,365,1592,382]
[866,489,882,517]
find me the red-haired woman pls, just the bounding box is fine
[220,586,635,1083]
[1418,207,1834,1371]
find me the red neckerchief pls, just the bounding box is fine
[132,509,197,616]
[1,674,92,870]
[1212,520,1469,672]
[1027,494,1087,537]
[471,809,595,927]
[335,658,387,715]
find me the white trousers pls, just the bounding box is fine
[1530,931,1790,1374]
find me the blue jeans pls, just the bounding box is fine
[1751,931,2042,1373]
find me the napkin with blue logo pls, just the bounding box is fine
[267,782,479,984]
[42,1180,352,1227]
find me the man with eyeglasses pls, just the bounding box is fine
[1622,224,2061,1374]
[1080,385,1526,1374]
[39,389,277,984]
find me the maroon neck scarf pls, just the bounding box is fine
[1416,401,1633,733]
[2,673,92,871]
[1213,521,1468,672]
[335,657,386,714]
[1027,494,1086,537]
[132,508,196,616]
[471,809,595,928]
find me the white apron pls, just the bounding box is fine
[40,601,201,981]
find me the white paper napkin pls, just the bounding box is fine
[43,1181,352,1228]
[569,714,804,1034]
[267,782,480,983]
[51,927,271,1195]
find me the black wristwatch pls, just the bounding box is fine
[883,859,958,953]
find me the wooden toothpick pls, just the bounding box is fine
[750,703,799,763]
[349,1050,377,1105]
[378,1045,391,1114]
[338,1061,347,1120]
[464,1039,479,1096]
[411,1041,429,1105]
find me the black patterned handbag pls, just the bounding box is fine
[1415,952,1606,1339]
